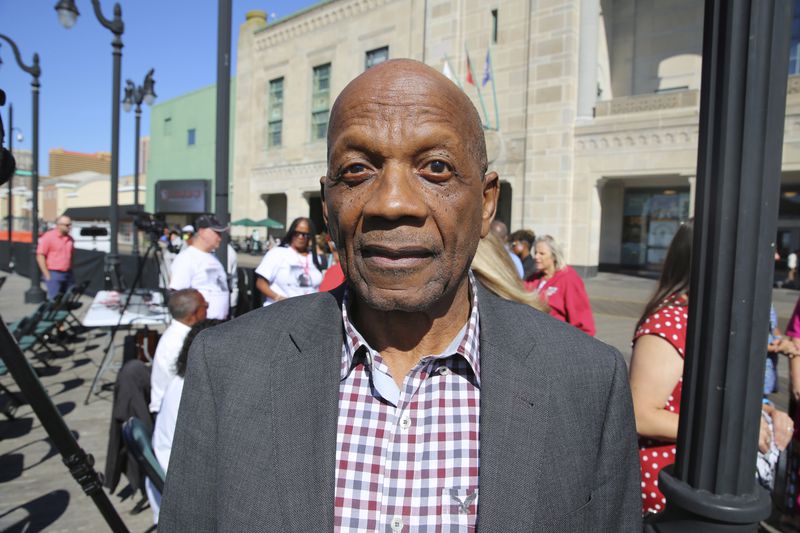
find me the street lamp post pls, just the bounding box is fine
[122,69,156,256]
[55,0,124,290]
[0,34,45,303]
[6,104,23,272]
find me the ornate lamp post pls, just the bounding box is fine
[122,69,156,256]
[55,0,124,290]
[6,103,23,272]
[0,34,45,303]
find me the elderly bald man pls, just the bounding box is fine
[159,59,640,532]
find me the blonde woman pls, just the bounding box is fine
[471,232,548,312]
[527,235,595,336]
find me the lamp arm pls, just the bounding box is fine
[90,0,123,36]
[0,34,41,80]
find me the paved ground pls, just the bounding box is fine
[0,267,798,530]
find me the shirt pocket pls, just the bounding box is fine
[440,487,478,532]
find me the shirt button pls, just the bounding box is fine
[437,366,451,376]
[399,414,412,430]
[391,516,403,532]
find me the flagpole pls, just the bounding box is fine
[488,46,500,130]
[443,54,464,90]
[466,46,490,128]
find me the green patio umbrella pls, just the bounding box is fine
[253,217,284,229]
[231,218,258,226]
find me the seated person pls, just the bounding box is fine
[149,289,207,415]
[147,318,222,524]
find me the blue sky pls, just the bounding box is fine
[0,0,318,177]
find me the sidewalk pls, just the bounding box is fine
[0,273,155,532]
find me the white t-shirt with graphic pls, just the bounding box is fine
[255,246,322,306]
[168,245,230,319]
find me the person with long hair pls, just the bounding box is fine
[526,234,595,335]
[148,318,222,524]
[471,232,548,311]
[630,221,794,516]
[255,217,323,305]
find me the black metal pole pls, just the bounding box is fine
[647,0,794,530]
[0,34,45,303]
[132,102,140,256]
[0,320,130,532]
[104,2,123,290]
[26,63,44,303]
[7,103,13,272]
[214,0,231,272]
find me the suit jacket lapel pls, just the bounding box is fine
[270,292,343,533]
[477,286,553,529]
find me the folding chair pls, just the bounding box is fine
[122,416,166,494]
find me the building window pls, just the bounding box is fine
[621,189,690,268]
[491,9,499,44]
[187,128,196,146]
[791,0,800,74]
[268,77,284,148]
[311,63,331,141]
[164,117,172,136]
[365,46,389,70]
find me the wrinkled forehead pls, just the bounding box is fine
[328,64,482,151]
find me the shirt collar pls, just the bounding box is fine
[340,271,481,386]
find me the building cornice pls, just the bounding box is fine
[251,161,327,178]
[254,0,399,50]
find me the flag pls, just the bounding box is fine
[442,59,456,83]
[482,49,492,87]
[465,51,475,86]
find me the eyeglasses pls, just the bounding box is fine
[59,223,72,227]
[294,232,311,238]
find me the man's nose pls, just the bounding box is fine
[362,161,428,222]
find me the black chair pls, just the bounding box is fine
[122,416,165,493]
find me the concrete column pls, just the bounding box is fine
[576,0,600,121]
[688,175,696,218]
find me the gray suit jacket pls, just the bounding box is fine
[159,284,642,532]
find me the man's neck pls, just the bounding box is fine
[350,278,472,386]
[192,242,211,254]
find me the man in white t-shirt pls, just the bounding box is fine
[149,289,207,414]
[169,215,230,319]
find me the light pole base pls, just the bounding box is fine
[24,285,45,303]
[104,254,123,291]
[644,468,772,532]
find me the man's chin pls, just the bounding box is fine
[350,281,446,314]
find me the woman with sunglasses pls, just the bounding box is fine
[255,217,323,306]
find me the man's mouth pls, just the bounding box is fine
[360,244,434,268]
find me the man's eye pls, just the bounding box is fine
[421,159,453,179]
[339,164,372,181]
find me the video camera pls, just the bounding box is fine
[131,210,167,239]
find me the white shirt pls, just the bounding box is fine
[227,243,239,309]
[169,245,230,319]
[149,320,191,413]
[255,246,322,306]
[146,375,185,524]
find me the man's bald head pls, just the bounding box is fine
[327,59,488,175]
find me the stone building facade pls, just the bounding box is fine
[231,0,800,273]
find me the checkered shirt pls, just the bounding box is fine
[334,272,481,533]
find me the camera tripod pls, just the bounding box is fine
[84,233,170,404]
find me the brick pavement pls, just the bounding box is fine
[0,269,797,530]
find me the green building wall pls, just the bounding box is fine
[146,80,235,213]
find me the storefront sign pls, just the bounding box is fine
[155,180,210,214]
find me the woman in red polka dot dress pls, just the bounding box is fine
[629,223,692,516]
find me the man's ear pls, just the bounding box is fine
[480,171,500,238]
